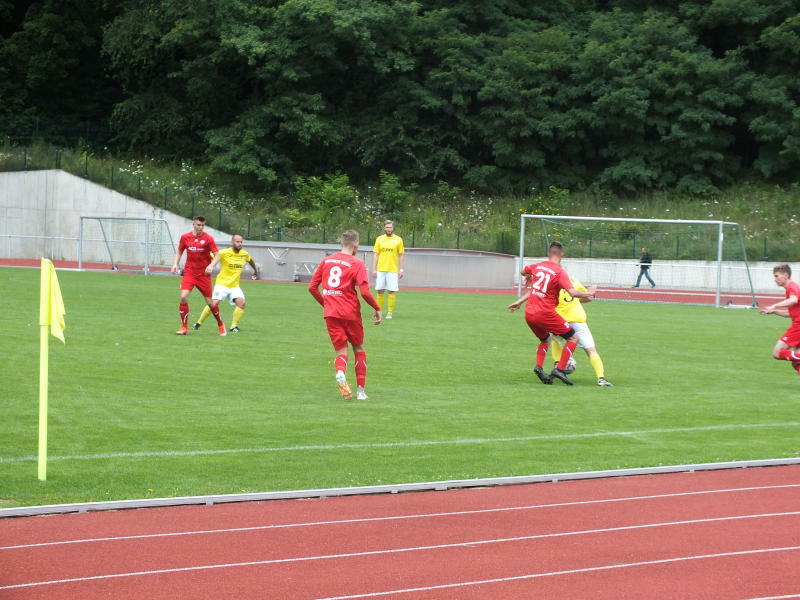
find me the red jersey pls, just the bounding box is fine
[178,231,218,275]
[309,252,374,320]
[786,280,800,323]
[522,260,573,314]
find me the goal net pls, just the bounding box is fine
[78,217,175,274]
[518,215,758,307]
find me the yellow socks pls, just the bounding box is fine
[387,292,396,315]
[589,353,605,378]
[232,307,245,328]
[197,305,212,324]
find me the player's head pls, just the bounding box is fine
[642,247,647,253]
[231,234,244,251]
[192,216,206,235]
[547,241,565,259]
[773,264,791,286]
[384,220,394,236]
[340,229,359,254]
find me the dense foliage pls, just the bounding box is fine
[2,1,800,193]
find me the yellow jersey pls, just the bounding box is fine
[373,234,404,272]
[555,277,588,323]
[215,247,251,288]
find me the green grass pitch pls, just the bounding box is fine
[1,266,798,508]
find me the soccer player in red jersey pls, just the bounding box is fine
[760,264,800,375]
[309,230,382,400]
[507,241,596,385]
[170,216,226,336]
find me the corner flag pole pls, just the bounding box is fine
[38,258,66,481]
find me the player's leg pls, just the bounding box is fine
[200,279,225,335]
[525,317,552,384]
[546,315,579,384]
[634,270,643,288]
[352,343,368,400]
[231,297,246,332]
[177,285,192,334]
[345,319,368,399]
[772,339,800,361]
[195,285,225,329]
[326,317,353,399]
[645,269,656,287]
[385,272,399,318]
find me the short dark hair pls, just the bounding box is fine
[341,229,359,246]
[774,264,792,277]
[548,241,564,255]
[193,215,206,223]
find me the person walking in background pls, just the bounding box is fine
[170,216,225,336]
[634,247,655,288]
[371,220,405,319]
[760,264,800,375]
[193,234,259,333]
[310,230,382,400]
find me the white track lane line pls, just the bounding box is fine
[313,547,800,600]
[2,512,799,590]
[742,596,800,599]
[1,422,798,463]
[3,484,799,551]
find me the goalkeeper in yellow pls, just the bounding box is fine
[193,234,259,334]
[371,220,405,319]
[549,276,613,387]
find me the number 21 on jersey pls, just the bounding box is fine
[531,271,551,293]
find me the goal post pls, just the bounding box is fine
[78,217,176,275]
[518,214,758,308]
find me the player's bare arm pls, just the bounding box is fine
[171,248,183,274]
[567,285,596,300]
[398,254,405,279]
[761,293,798,315]
[508,289,531,312]
[249,259,259,279]
[371,252,378,277]
[205,252,222,275]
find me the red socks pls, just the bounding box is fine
[334,354,348,374]
[355,351,367,388]
[778,349,800,361]
[557,340,577,370]
[179,302,189,327]
[536,342,549,367]
[211,305,222,324]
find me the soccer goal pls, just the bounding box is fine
[518,214,758,307]
[78,217,176,275]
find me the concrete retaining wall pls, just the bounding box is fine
[0,170,791,292]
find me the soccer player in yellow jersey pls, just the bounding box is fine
[371,220,405,319]
[193,234,259,333]
[549,276,613,387]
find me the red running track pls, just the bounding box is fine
[2,466,799,599]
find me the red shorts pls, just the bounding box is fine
[180,272,212,297]
[525,310,573,341]
[780,322,800,347]
[325,317,364,350]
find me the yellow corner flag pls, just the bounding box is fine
[38,258,66,481]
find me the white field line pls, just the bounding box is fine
[1,513,798,591]
[1,422,798,464]
[3,483,798,551]
[742,596,800,600]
